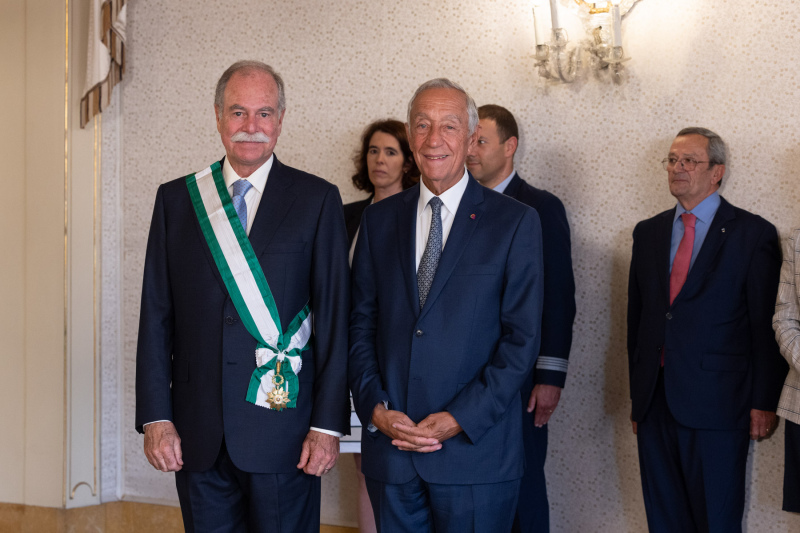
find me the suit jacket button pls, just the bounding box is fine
[665,312,672,320]
[415,329,423,337]
[225,316,234,325]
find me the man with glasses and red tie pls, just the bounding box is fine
[627,127,787,532]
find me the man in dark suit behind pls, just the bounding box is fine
[349,79,544,532]
[467,104,575,533]
[135,61,350,532]
[627,127,788,532]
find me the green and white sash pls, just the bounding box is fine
[186,161,312,410]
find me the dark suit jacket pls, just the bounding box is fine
[627,196,787,430]
[349,176,544,485]
[504,173,575,391]
[343,195,372,244]
[135,156,351,473]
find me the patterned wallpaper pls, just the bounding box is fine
[107,0,800,529]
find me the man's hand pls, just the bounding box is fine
[527,384,562,427]
[371,403,441,453]
[392,412,462,452]
[144,421,183,472]
[750,409,777,441]
[297,430,339,476]
[630,411,637,435]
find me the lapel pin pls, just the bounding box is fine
[470,214,476,220]
[721,228,726,233]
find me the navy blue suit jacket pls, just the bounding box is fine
[504,174,575,391]
[627,196,787,430]
[349,175,544,485]
[343,195,372,245]
[135,156,351,473]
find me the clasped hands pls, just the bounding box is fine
[371,402,462,453]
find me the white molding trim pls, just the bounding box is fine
[100,87,124,503]
[65,0,101,508]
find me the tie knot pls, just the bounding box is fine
[233,179,253,198]
[429,196,442,215]
[681,212,697,229]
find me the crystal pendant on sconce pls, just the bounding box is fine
[532,0,638,85]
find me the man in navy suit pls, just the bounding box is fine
[467,105,575,533]
[349,79,544,532]
[135,61,350,532]
[627,127,787,532]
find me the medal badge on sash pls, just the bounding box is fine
[186,161,312,410]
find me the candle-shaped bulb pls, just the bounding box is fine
[532,7,544,46]
[611,3,622,47]
[549,0,560,30]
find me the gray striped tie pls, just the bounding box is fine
[418,197,443,310]
[232,179,253,232]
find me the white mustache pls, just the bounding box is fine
[231,131,271,143]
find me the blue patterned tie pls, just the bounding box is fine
[232,179,253,232]
[418,197,443,310]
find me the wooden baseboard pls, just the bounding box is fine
[0,502,357,532]
[0,501,183,532]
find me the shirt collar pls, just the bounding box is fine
[674,190,721,225]
[492,170,517,194]
[418,168,470,218]
[222,154,273,194]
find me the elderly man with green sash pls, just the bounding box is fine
[135,60,351,533]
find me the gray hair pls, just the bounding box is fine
[407,78,479,134]
[214,60,286,116]
[676,127,726,166]
[676,126,728,185]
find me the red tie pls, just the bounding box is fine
[662,213,697,366]
[669,213,697,305]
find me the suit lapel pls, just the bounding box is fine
[189,155,296,299]
[676,197,734,301]
[503,173,523,199]
[419,176,485,320]
[398,186,420,315]
[657,208,675,306]
[249,156,296,257]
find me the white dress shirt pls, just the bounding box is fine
[147,155,340,438]
[221,155,271,234]
[415,169,470,270]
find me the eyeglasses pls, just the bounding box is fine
[661,157,710,171]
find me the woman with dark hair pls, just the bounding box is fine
[342,119,418,532]
[344,119,419,263]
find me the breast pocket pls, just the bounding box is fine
[263,241,306,255]
[452,263,499,276]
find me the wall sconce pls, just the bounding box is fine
[532,0,639,84]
